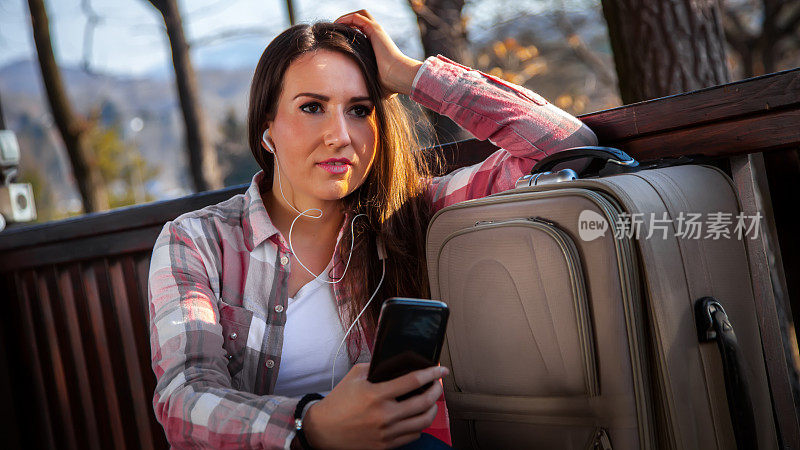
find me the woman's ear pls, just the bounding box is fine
[261,131,272,153]
[261,123,275,153]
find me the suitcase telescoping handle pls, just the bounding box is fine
[695,297,758,449]
[517,146,640,188]
[531,146,639,175]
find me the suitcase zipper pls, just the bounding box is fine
[456,217,599,396]
[474,217,556,226]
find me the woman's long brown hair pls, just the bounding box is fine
[247,22,443,358]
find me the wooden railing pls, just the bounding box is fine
[1,67,798,449]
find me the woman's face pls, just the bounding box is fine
[265,49,379,208]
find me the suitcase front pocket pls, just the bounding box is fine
[437,217,598,397]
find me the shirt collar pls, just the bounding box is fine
[242,170,280,251]
[242,171,355,255]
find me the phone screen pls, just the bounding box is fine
[367,298,448,400]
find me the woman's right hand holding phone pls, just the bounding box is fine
[302,363,449,449]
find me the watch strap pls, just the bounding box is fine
[293,393,324,450]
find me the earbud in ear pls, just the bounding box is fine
[262,128,275,153]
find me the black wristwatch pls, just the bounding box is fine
[293,393,324,450]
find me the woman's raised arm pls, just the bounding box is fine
[411,55,598,210]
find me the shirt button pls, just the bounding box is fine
[280,255,289,266]
[265,359,275,369]
[274,305,284,313]
[229,332,238,340]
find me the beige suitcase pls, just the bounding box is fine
[426,147,778,449]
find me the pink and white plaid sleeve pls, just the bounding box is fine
[410,55,598,211]
[148,221,298,449]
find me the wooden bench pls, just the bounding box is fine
[1,68,798,449]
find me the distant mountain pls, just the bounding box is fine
[0,58,256,126]
[0,58,258,209]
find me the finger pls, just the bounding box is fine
[333,10,362,22]
[334,13,373,38]
[338,362,369,385]
[350,362,370,379]
[389,377,442,422]
[377,366,447,399]
[386,404,438,441]
[355,9,376,21]
[338,9,373,20]
[334,11,370,26]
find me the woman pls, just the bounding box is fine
[148,10,597,449]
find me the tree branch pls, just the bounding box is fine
[777,1,800,37]
[468,11,538,42]
[285,0,296,26]
[28,0,109,211]
[0,89,7,130]
[80,0,102,74]
[721,5,753,48]
[553,5,616,86]
[189,26,275,47]
[146,0,166,12]
[143,0,223,191]
[407,0,452,32]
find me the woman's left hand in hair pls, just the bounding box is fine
[335,10,423,97]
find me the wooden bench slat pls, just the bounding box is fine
[55,265,102,450]
[581,67,800,140]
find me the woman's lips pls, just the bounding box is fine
[317,161,350,175]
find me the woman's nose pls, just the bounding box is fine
[323,110,352,149]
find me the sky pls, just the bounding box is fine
[0,0,551,77]
[0,0,426,76]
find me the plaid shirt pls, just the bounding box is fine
[148,54,597,449]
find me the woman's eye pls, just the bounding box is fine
[351,105,373,118]
[300,102,322,114]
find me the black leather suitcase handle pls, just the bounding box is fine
[530,146,709,178]
[695,296,759,449]
[530,146,639,175]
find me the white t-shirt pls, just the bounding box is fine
[272,269,354,397]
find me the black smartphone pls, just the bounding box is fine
[367,298,449,401]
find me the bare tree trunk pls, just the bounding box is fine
[285,0,296,26]
[27,0,109,212]
[601,0,730,103]
[147,0,223,192]
[0,89,6,130]
[410,0,471,66]
[408,0,472,144]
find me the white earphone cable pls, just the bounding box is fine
[331,257,385,391]
[268,129,363,283]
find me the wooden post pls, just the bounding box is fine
[731,153,800,448]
